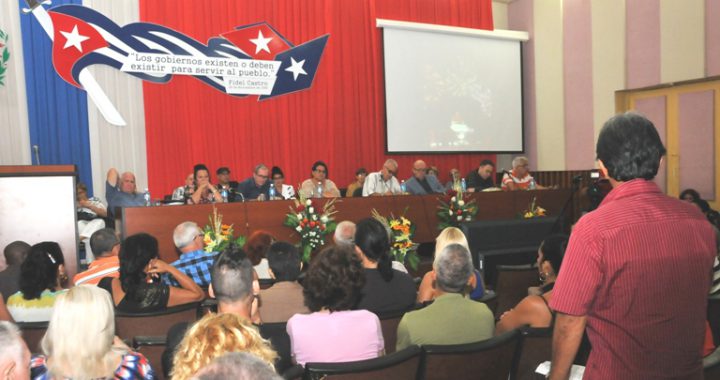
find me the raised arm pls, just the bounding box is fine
[107,168,119,187]
[148,259,204,307]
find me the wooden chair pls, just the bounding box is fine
[377,309,408,354]
[114,302,201,342]
[515,327,553,380]
[17,321,49,354]
[704,345,720,379]
[494,265,539,319]
[303,345,422,380]
[420,329,522,380]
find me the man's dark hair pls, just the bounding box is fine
[355,167,367,176]
[211,245,254,303]
[20,244,61,300]
[216,167,230,175]
[311,161,329,178]
[266,242,301,282]
[90,228,119,257]
[479,159,494,168]
[3,241,30,266]
[596,112,667,181]
[271,166,284,179]
[303,245,365,312]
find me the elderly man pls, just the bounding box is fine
[405,159,444,195]
[333,221,356,246]
[466,159,496,192]
[163,221,218,287]
[105,167,145,216]
[72,229,120,286]
[0,322,30,380]
[0,242,29,302]
[396,244,494,350]
[237,164,271,201]
[363,159,401,196]
[259,242,309,323]
[501,156,548,191]
[549,113,717,380]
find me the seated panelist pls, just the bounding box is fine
[237,164,271,201]
[299,161,340,198]
[189,164,223,204]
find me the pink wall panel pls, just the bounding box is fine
[678,90,715,200]
[707,0,720,76]
[634,97,667,193]
[626,0,661,88]
[508,0,536,163]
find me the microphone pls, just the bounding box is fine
[234,191,245,202]
[32,145,40,165]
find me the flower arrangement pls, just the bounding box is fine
[522,196,546,218]
[203,206,245,253]
[436,189,478,229]
[371,209,420,270]
[284,197,338,262]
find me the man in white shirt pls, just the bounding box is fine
[363,159,401,196]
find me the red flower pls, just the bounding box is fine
[303,218,309,224]
[310,221,316,228]
[456,209,463,215]
[447,190,458,197]
[320,225,326,231]
[296,204,306,212]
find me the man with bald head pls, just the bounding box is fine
[405,159,445,195]
[106,167,145,217]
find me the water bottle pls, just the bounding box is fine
[143,188,151,206]
[400,180,407,194]
[268,183,276,200]
[529,178,536,190]
[316,182,323,198]
[220,188,228,203]
[461,178,467,192]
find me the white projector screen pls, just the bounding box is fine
[381,22,526,153]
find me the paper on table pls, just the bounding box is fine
[535,361,585,380]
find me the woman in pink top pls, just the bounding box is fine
[287,245,384,365]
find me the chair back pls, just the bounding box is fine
[377,309,407,354]
[260,322,293,374]
[303,345,422,380]
[420,329,522,380]
[114,302,200,342]
[133,336,167,380]
[516,327,553,380]
[494,265,539,319]
[18,321,49,354]
[704,346,720,379]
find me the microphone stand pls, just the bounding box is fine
[551,176,582,234]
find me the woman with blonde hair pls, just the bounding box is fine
[30,285,154,379]
[171,313,277,380]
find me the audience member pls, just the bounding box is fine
[549,112,717,379]
[216,166,239,202]
[0,321,30,380]
[192,352,282,380]
[105,168,145,217]
[396,244,494,350]
[466,159,496,192]
[76,182,107,262]
[98,233,204,313]
[495,235,569,334]
[0,241,30,302]
[189,164,223,204]
[680,188,701,203]
[246,231,275,280]
[172,173,195,201]
[345,168,367,198]
[333,220,356,246]
[501,156,548,191]
[287,245,384,365]
[299,161,340,198]
[363,159,401,196]
[31,286,154,379]
[354,218,416,314]
[444,168,461,192]
[73,228,121,286]
[692,198,720,230]
[171,313,277,380]
[163,222,217,287]
[237,164,272,201]
[7,242,66,322]
[271,166,295,200]
[405,159,444,195]
[259,242,309,323]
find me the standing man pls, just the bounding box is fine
[105,167,145,217]
[363,159,401,196]
[216,167,239,202]
[237,164,271,201]
[549,113,717,379]
[405,160,444,195]
[466,159,496,192]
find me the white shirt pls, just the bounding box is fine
[362,172,401,196]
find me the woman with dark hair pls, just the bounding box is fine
[190,164,223,204]
[287,245,383,365]
[7,242,67,322]
[271,166,295,200]
[98,233,204,313]
[680,188,701,203]
[354,218,416,314]
[495,234,569,334]
[299,161,340,198]
[245,230,275,279]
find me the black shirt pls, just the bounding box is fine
[216,181,239,202]
[236,177,270,201]
[466,169,495,191]
[356,268,417,315]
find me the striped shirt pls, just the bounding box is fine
[551,179,717,380]
[501,170,534,190]
[73,255,120,286]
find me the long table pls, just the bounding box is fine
[120,189,572,263]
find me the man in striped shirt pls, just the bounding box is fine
[72,229,120,286]
[549,113,717,380]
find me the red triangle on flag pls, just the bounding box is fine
[49,11,108,87]
[222,24,290,60]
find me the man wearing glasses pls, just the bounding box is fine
[363,159,402,196]
[501,156,548,191]
[237,163,272,201]
[299,161,340,198]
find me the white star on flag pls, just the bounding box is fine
[60,25,90,52]
[250,30,273,54]
[285,57,307,81]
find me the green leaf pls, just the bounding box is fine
[407,253,420,271]
[0,67,5,75]
[2,49,9,62]
[302,245,312,263]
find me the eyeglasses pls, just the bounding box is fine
[272,176,283,180]
[384,166,397,176]
[315,169,327,174]
[255,173,269,179]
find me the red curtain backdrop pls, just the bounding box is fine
[140,0,495,195]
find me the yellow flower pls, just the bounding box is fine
[401,217,410,226]
[204,233,213,245]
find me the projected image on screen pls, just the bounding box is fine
[383,27,523,153]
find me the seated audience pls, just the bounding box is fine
[405,160,444,195]
[299,161,340,198]
[680,188,701,203]
[105,168,145,217]
[444,168,461,192]
[76,182,107,262]
[98,233,204,313]
[354,218,416,314]
[417,227,484,304]
[7,242,66,322]
[31,286,154,379]
[259,242,309,323]
[0,241,30,302]
[172,173,195,201]
[287,245,384,365]
[363,159,401,196]
[216,166,239,202]
[495,235,569,334]
[333,220,356,246]
[171,313,277,380]
[163,222,217,287]
[189,164,223,204]
[501,156,549,190]
[0,321,30,379]
[466,159,496,192]
[73,228,121,286]
[246,231,275,280]
[192,352,282,380]
[345,168,367,198]
[271,166,296,200]
[396,244,494,350]
[237,164,272,201]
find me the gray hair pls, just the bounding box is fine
[334,221,356,246]
[434,244,473,293]
[173,222,201,250]
[254,163,268,174]
[212,247,255,303]
[512,156,529,169]
[384,158,398,169]
[90,229,119,257]
[0,321,24,365]
[191,352,282,380]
